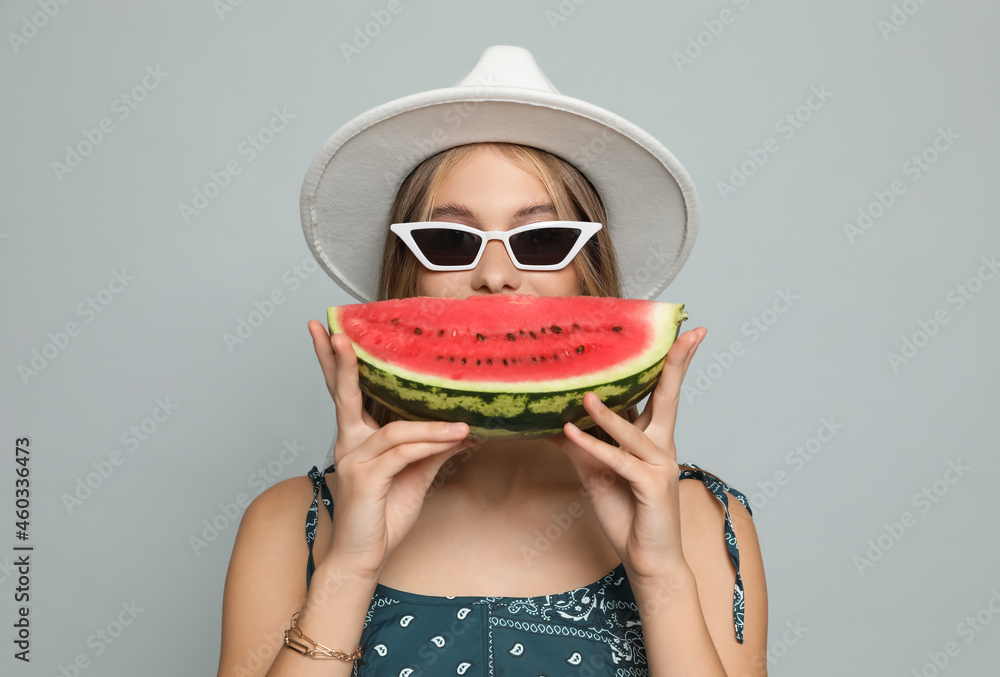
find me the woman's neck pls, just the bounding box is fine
[438,437,581,506]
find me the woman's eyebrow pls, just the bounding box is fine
[430,203,556,221]
[515,203,557,218]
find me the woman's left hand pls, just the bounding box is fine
[547,326,707,582]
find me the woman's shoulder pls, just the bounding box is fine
[218,471,332,676]
[241,469,327,535]
[677,463,753,524]
[246,473,314,514]
[221,471,330,616]
[678,473,753,535]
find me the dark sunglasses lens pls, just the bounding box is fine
[509,227,582,266]
[411,228,482,266]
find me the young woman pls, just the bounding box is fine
[218,47,767,677]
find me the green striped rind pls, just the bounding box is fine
[356,355,668,439]
[329,300,688,439]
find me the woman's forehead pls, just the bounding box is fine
[429,202,556,221]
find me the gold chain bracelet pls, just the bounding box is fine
[283,611,365,663]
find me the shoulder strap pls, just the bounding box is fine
[304,463,336,591]
[678,462,753,644]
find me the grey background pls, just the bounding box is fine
[2,0,998,675]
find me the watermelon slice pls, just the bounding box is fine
[328,295,688,439]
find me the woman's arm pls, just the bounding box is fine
[632,482,768,677]
[216,477,378,677]
[550,326,769,675]
[218,324,475,677]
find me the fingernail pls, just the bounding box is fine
[447,422,468,433]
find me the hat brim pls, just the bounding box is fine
[301,85,699,302]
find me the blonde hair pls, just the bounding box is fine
[363,141,724,484]
[376,142,621,301]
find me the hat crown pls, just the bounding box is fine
[453,45,561,94]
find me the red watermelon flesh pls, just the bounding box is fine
[332,295,681,387]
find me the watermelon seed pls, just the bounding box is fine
[507,333,516,341]
[453,330,457,337]
[529,331,537,339]
[612,325,622,332]
[532,356,537,364]
[414,327,422,335]
[540,327,546,334]
[477,359,481,365]
[438,329,445,337]
[551,325,562,333]
[573,323,580,330]
[477,333,486,341]
[487,358,492,366]
[564,350,570,357]
[437,355,443,360]
[540,356,546,362]
[553,354,558,360]
[391,317,399,324]
[461,358,466,365]
[519,330,525,337]
[502,359,508,366]
[449,356,454,362]
[576,345,585,354]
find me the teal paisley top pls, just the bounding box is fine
[303,462,753,676]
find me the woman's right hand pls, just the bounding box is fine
[307,320,476,580]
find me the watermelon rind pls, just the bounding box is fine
[328,299,687,440]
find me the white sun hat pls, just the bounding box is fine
[300,44,699,302]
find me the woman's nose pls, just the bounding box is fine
[470,239,520,293]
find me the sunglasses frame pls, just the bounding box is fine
[390,220,603,272]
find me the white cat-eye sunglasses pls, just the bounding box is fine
[389,221,603,272]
